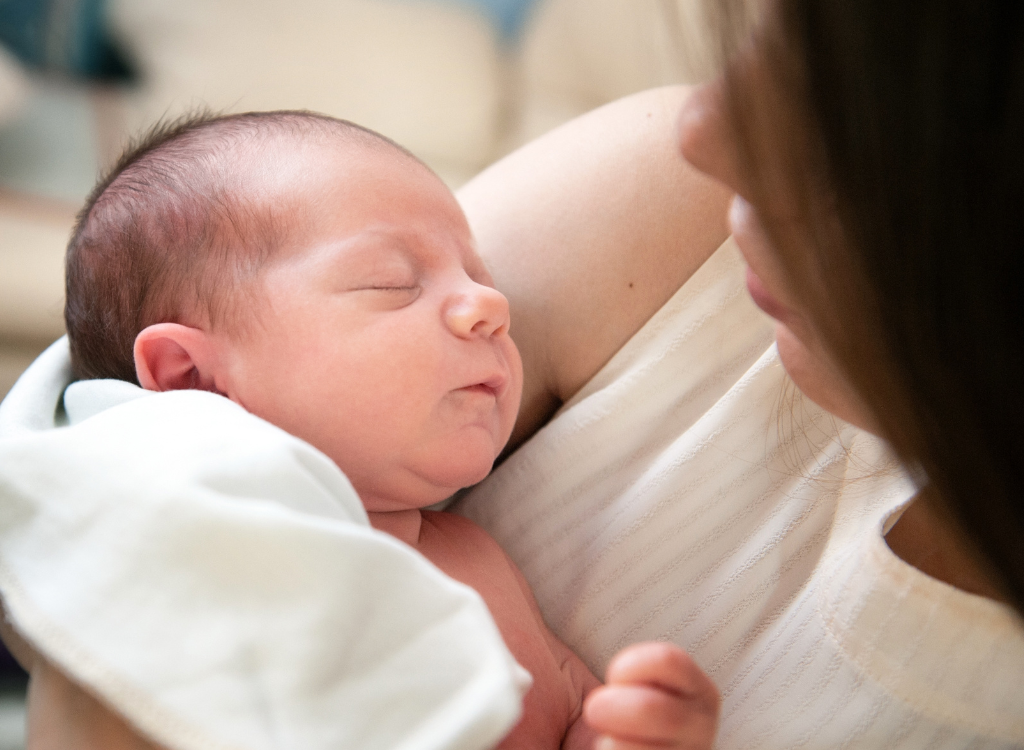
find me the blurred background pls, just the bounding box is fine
[0,0,746,745]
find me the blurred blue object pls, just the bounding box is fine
[445,0,541,41]
[0,0,133,80]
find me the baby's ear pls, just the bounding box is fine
[134,323,222,393]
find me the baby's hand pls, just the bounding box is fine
[582,642,719,750]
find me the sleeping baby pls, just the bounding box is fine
[63,110,718,750]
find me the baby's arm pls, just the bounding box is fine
[583,642,719,750]
[494,544,601,750]
[545,635,600,750]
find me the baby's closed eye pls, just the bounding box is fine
[355,283,418,292]
[347,281,422,308]
[343,259,417,293]
[327,238,422,300]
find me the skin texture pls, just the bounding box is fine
[14,89,730,750]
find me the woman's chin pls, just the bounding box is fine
[775,323,879,434]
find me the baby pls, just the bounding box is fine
[64,110,718,750]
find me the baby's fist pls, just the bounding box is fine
[582,642,719,750]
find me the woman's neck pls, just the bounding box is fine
[885,487,1007,603]
[366,509,424,548]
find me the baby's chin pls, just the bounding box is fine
[352,439,502,512]
[420,453,498,501]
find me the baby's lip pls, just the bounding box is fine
[460,374,506,398]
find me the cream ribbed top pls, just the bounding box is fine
[454,239,1024,748]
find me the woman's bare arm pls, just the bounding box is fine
[25,659,164,750]
[0,602,162,749]
[458,86,732,451]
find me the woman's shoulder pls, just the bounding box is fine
[458,87,733,451]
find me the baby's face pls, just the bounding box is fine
[217,138,522,511]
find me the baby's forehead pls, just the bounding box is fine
[220,134,394,224]
[262,127,415,171]
[218,127,472,279]
[240,133,429,217]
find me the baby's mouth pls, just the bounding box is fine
[460,375,505,399]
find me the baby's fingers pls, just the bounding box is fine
[585,642,719,749]
[605,642,716,703]
[585,683,692,743]
[593,738,682,750]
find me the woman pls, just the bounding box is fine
[686,0,1024,612]
[454,0,1023,746]
[8,1,1024,748]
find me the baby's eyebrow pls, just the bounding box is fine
[328,225,480,281]
[323,235,422,279]
[318,228,409,259]
[346,226,419,256]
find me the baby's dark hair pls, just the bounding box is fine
[65,109,419,383]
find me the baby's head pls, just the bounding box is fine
[66,111,523,510]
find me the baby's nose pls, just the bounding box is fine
[445,283,510,338]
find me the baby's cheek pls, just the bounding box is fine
[504,346,525,423]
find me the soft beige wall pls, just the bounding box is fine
[108,0,507,187]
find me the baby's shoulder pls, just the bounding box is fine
[420,510,504,553]
[417,510,523,584]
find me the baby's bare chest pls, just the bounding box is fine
[416,511,582,748]
[417,513,531,616]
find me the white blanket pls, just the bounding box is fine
[0,342,529,750]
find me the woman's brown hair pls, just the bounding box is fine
[721,0,1024,610]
